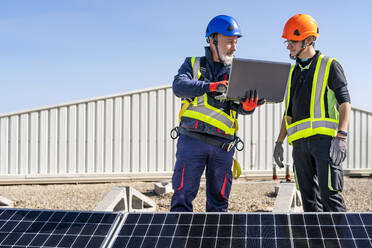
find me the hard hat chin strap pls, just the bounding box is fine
[212,35,224,63]
[290,39,315,60]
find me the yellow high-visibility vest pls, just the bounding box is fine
[179,57,238,135]
[285,55,339,145]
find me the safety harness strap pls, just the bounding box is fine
[191,57,200,80]
[178,127,242,152]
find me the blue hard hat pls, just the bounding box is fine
[205,15,242,37]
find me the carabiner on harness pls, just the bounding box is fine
[234,137,244,151]
[170,127,180,140]
[220,136,244,152]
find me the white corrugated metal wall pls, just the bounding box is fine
[0,86,371,181]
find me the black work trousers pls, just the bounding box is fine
[292,134,346,212]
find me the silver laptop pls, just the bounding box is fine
[217,58,291,103]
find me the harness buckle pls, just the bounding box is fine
[227,142,235,152]
[221,141,235,152]
[220,136,245,152]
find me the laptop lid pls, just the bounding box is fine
[225,58,291,103]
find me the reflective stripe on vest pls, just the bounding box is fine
[285,55,339,144]
[180,57,237,135]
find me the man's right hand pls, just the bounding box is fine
[273,141,285,168]
[240,90,265,111]
[209,80,228,93]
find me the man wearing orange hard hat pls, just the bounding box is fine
[273,14,351,212]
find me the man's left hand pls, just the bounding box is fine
[329,136,347,165]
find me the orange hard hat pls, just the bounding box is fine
[282,14,319,41]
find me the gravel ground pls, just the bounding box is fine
[0,177,371,212]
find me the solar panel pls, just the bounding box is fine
[0,208,120,248]
[0,209,371,248]
[108,212,372,248]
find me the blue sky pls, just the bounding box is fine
[0,0,371,114]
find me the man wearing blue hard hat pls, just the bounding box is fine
[170,15,264,212]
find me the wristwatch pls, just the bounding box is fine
[337,130,348,136]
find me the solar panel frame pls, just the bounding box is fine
[108,212,372,248]
[0,207,121,248]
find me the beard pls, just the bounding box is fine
[220,53,234,66]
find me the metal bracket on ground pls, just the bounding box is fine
[272,182,302,213]
[0,196,13,208]
[95,186,156,212]
[125,186,156,212]
[272,163,292,181]
[95,187,128,212]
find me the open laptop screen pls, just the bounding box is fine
[226,58,291,103]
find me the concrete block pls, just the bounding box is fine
[154,181,173,195]
[94,187,128,212]
[273,182,302,213]
[0,196,13,208]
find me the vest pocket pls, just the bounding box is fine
[328,162,344,192]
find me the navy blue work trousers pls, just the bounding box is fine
[293,135,346,212]
[170,134,235,212]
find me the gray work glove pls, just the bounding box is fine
[273,141,285,168]
[330,136,347,165]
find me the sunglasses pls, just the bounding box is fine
[284,40,301,46]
